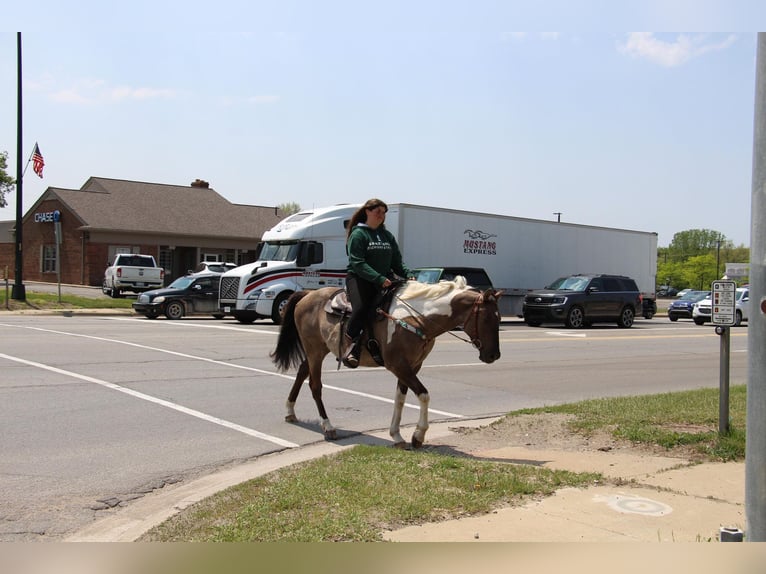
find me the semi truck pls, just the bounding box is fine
[218,203,657,323]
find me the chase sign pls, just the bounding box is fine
[34,210,60,223]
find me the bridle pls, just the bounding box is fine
[378,289,493,349]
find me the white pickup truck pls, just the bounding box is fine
[103,254,164,298]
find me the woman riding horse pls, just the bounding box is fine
[343,199,411,369]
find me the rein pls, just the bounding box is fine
[377,290,485,348]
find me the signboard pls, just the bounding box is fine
[711,280,737,326]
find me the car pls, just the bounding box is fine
[693,286,749,326]
[191,261,238,274]
[522,273,642,328]
[411,267,494,291]
[667,290,710,321]
[675,288,693,299]
[132,273,225,319]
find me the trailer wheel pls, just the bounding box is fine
[564,306,584,329]
[272,291,293,325]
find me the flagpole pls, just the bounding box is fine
[12,31,25,301]
[20,145,35,179]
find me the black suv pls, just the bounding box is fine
[523,274,642,328]
[411,267,493,291]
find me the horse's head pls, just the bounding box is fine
[462,288,503,364]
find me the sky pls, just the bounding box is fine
[2,2,766,248]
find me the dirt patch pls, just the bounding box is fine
[426,413,702,461]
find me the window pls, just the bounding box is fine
[42,245,57,273]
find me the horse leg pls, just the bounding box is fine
[285,360,310,423]
[389,382,408,448]
[307,361,336,440]
[411,389,430,449]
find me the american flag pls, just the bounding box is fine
[32,143,44,178]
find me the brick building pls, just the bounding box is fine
[0,177,285,287]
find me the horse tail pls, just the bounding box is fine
[270,291,310,372]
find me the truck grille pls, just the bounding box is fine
[220,276,241,300]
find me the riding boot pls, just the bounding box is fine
[366,338,384,366]
[342,334,361,369]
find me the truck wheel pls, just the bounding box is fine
[234,311,257,324]
[564,306,584,329]
[164,301,185,320]
[272,291,293,325]
[110,286,121,298]
[617,306,635,328]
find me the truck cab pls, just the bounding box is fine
[218,204,358,324]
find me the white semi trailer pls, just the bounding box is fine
[219,203,657,323]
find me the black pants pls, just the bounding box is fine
[345,273,379,339]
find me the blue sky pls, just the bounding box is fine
[2,2,765,247]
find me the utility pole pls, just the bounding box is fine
[746,31,766,541]
[11,32,25,301]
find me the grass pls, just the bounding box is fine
[140,445,600,542]
[140,385,747,542]
[514,385,747,461]
[0,290,133,310]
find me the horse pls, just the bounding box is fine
[269,276,503,448]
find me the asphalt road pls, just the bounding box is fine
[0,310,748,541]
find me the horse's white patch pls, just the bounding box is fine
[392,278,467,320]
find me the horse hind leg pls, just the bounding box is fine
[285,360,310,423]
[285,359,337,440]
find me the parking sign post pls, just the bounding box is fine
[712,280,736,435]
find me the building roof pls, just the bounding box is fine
[28,177,284,240]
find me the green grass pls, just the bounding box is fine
[513,385,747,461]
[141,445,600,542]
[0,290,133,310]
[141,385,747,542]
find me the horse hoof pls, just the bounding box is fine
[392,441,407,449]
[285,414,297,423]
[411,437,424,449]
[325,430,338,441]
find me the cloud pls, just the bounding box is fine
[48,78,176,104]
[247,95,280,105]
[618,33,737,67]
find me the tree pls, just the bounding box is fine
[667,229,731,261]
[0,151,15,209]
[278,202,301,216]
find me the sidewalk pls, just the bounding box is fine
[66,418,746,543]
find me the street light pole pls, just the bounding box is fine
[11,32,25,301]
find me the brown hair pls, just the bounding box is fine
[346,198,388,240]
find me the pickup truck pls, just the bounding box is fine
[103,254,164,298]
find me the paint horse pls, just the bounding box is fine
[270,276,503,448]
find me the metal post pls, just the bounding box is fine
[11,32,25,301]
[746,32,766,542]
[719,326,730,435]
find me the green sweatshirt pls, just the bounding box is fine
[347,224,410,286]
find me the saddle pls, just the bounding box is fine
[323,280,404,318]
[326,281,405,369]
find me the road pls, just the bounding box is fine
[0,312,748,541]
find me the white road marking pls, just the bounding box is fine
[0,351,299,448]
[0,322,464,418]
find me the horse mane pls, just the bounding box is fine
[400,275,469,300]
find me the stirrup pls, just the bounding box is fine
[342,335,360,369]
